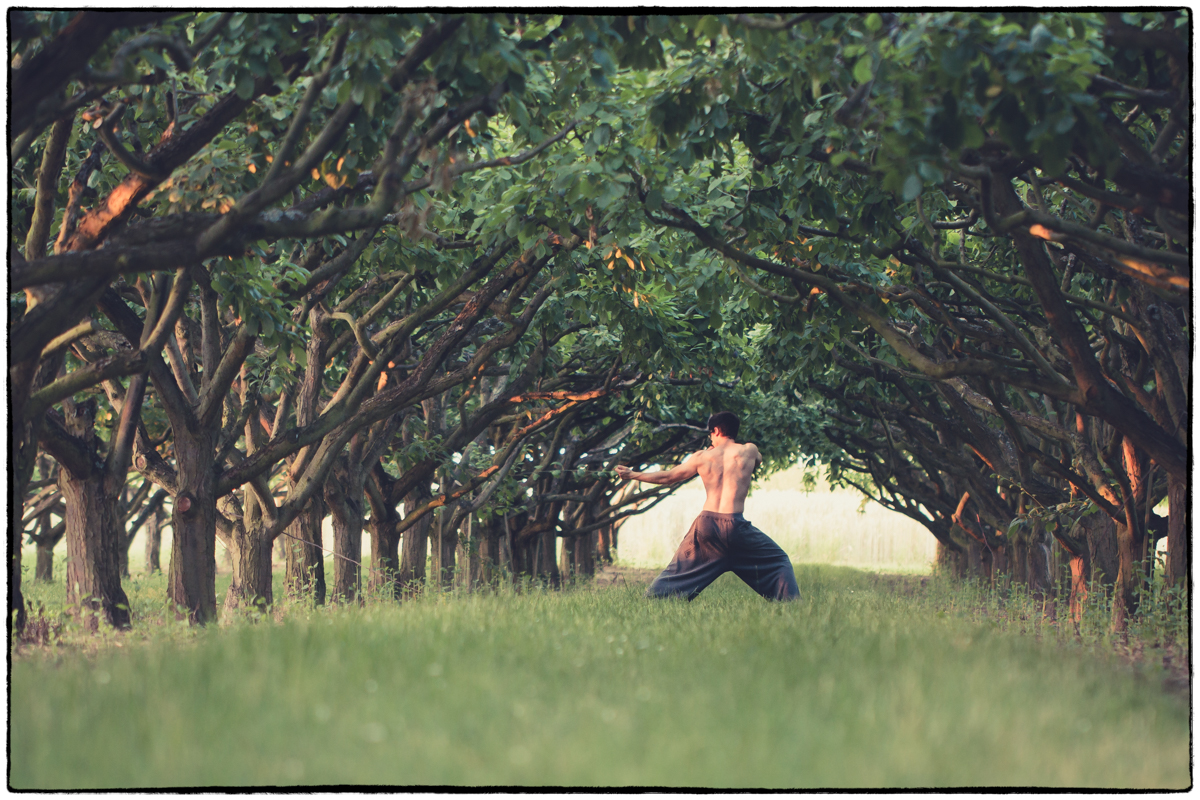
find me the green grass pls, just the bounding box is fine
[10,565,1189,789]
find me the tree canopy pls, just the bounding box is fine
[9,11,1189,632]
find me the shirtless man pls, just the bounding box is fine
[616,411,800,601]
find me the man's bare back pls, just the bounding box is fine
[615,432,761,514]
[616,410,799,602]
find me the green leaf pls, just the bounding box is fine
[864,13,883,32]
[695,15,723,40]
[853,55,873,85]
[916,161,943,183]
[235,71,255,100]
[962,122,985,149]
[901,173,922,201]
[593,48,615,73]
[1030,23,1054,52]
[142,49,170,71]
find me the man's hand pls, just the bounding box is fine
[615,464,637,482]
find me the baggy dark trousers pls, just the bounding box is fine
[647,511,800,601]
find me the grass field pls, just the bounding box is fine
[10,565,1189,789]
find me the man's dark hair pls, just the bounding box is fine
[707,411,740,440]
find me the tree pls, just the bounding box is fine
[12,12,634,623]
[618,11,1187,629]
[11,12,1185,638]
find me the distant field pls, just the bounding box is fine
[11,565,1188,789]
[619,466,937,573]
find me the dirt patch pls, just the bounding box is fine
[863,572,930,597]
[1113,637,1191,703]
[589,563,659,590]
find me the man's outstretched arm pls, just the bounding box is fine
[616,452,701,486]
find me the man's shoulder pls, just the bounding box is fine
[738,441,761,454]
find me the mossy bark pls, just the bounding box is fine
[431,509,458,591]
[367,512,401,599]
[167,427,218,623]
[222,523,273,616]
[326,467,365,604]
[398,492,433,595]
[284,496,326,605]
[144,509,161,574]
[1166,473,1186,588]
[59,468,130,630]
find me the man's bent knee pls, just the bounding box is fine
[774,574,801,601]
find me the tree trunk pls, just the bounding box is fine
[116,484,137,578]
[1081,513,1119,588]
[966,541,983,579]
[326,469,365,605]
[34,511,57,581]
[10,354,67,637]
[991,544,1008,586]
[1110,436,1152,633]
[582,529,597,578]
[168,428,219,623]
[559,534,576,583]
[222,524,273,617]
[433,509,458,591]
[512,536,533,583]
[537,525,560,587]
[1027,522,1053,600]
[476,515,503,587]
[559,502,597,582]
[144,508,161,574]
[1067,513,1113,623]
[35,541,54,582]
[1011,534,1028,588]
[501,515,516,580]
[59,468,130,630]
[505,512,529,582]
[10,504,26,635]
[284,496,326,604]
[368,512,401,599]
[1068,549,1090,623]
[456,540,472,592]
[597,523,613,564]
[10,453,32,637]
[1111,521,1139,633]
[398,493,432,595]
[1166,472,1186,588]
[118,520,132,579]
[935,540,964,578]
[458,513,479,592]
